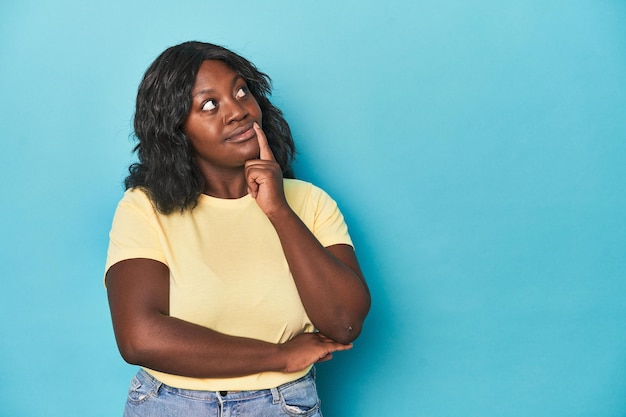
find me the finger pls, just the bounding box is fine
[247,183,258,198]
[317,353,333,363]
[316,333,353,349]
[244,161,271,198]
[332,343,353,352]
[254,122,275,162]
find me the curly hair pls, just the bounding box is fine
[125,41,296,214]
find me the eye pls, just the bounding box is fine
[235,86,248,99]
[201,100,216,111]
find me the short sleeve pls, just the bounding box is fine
[104,189,167,275]
[309,185,354,249]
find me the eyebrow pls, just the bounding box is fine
[192,74,245,98]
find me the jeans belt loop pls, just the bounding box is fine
[270,387,280,404]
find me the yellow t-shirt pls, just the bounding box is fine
[105,179,353,391]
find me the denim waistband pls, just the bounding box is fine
[135,366,316,402]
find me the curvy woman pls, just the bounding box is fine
[105,41,370,417]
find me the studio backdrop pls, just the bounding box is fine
[1,1,625,416]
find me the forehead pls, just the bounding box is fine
[192,60,240,92]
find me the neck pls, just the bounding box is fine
[201,169,249,199]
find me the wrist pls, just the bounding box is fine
[265,203,295,224]
[271,341,291,373]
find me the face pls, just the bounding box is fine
[182,60,262,176]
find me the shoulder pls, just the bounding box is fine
[284,178,311,193]
[118,187,154,209]
[283,179,353,246]
[283,178,328,199]
[283,178,340,214]
[113,187,160,221]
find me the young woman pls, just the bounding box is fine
[105,41,370,416]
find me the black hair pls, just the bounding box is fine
[125,41,296,214]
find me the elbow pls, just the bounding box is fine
[115,331,158,367]
[116,338,145,366]
[322,311,368,344]
[111,313,169,367]
[328,301,370,344]
[334,322,363,345]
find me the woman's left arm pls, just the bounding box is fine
[246,123,371,344]
[268,214,371,345]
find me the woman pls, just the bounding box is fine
[105,41,370,416]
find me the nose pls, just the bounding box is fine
[223,98,248,124]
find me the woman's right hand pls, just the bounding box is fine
[279,332,353,373]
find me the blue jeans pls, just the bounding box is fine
[123,368,324,417]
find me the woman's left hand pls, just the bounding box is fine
[245,122,289,217]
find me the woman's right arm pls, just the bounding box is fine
[106,258,352,378]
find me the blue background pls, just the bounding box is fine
[1,1,625,416]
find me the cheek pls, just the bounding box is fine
[183,118,219,145]
[249,98,262,119]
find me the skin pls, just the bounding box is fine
[106,60,371,379]
[181,60,264,198]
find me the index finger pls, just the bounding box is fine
[254,122,275,161]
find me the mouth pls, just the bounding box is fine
[225,124,256,143]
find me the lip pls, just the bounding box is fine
[225,124,256,143]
